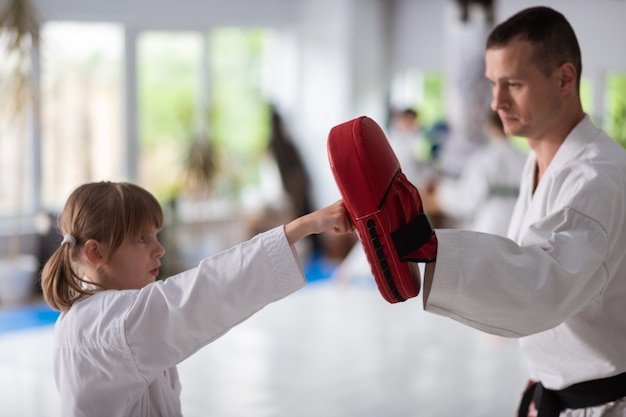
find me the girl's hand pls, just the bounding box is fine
[285,200,354,245]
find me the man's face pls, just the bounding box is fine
[485,39,562,141]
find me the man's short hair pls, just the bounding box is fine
[486,6,582,89]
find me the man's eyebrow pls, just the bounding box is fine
[486,75,523,82]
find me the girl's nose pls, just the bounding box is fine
[155,241,166,258]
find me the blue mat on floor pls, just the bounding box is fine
[0,254,337,334]
[303,253,338,283]
[0,302,60,334]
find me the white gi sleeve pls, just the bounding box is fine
[123,226,306,381]
[423,207,609,338]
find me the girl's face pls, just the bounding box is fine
[102,227,166,290]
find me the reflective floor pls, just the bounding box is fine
[0,269,529,417]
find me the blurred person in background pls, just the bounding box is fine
[388,107,436,188]
[425,110,526,235]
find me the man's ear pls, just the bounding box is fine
[558,62,578,94]
[83,239,104,267]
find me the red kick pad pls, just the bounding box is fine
[327,116,437,303]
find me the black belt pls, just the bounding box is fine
[518,372,626,417]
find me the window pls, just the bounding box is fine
[0,29,36,221]
[137,28,276,206]
[40,22,124,209]
[137,31,204,201]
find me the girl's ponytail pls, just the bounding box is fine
[41,235,96,312]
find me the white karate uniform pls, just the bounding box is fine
[436,138,527,235]
[54,226,305,417]
[424,115,626,415]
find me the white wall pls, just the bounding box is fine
[391,0,626,74]
[18,0,625,73]
[391,0,446,72]
[289,0,355,207]
[496,0,626,73]
[23,0,297,29]
[287,0,393,207]
[3,0,625,210]
[7,0,395,209]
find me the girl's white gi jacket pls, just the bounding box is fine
[425,115,626,392]
[54,226,306,417]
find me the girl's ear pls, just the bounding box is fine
[83,239,104,267]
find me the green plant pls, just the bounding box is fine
[607,74,626,149]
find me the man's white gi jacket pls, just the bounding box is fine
[425,115,626,401]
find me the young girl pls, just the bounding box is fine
[41,181,352,417]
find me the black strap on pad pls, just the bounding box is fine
[390,214,433,260]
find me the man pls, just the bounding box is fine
[388,107,434,188]
[407,6,626,416]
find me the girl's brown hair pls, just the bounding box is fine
[41,182,164,311]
